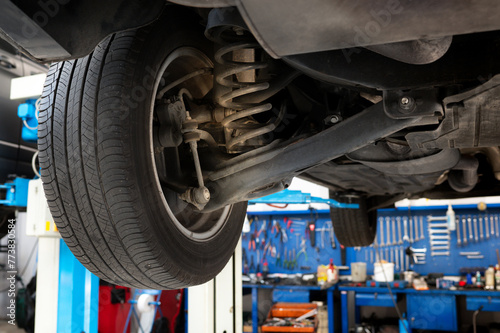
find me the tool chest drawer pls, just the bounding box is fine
[261,303,318,332]
[273,289,310,303]
[466,295,500,312]
[407,294,457,331]
[355,293,395,307]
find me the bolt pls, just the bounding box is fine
[203,187,210,200]
[325,114,342,125]
[194,186,210,204]
[399,96,415,112]
[330,115,341,124]
[233,27,245,35]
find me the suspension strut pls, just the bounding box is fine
[208,22,281,153]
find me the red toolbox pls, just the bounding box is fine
[261,302,318,332]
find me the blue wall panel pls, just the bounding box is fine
[246,205,500,278]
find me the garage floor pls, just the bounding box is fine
[317,305,328,333]
[0,321,25,333]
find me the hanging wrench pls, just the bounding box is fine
[370,248,374,263]
[485,215,490,239]
[456,216,461,246]
[392,217,396,246]
[414,216,419,241]
[431,245,450,251]
[468,216,473,240]
[395,247,400,271]
[431,240,451,245]
[400,247,405,271]
[386,217,391,247]
[496,215,499,237]
[431,251,450,256]
[397,216,403,244]
[403,216,409,242]
[427,215,447,221]
[385,247,389,262]
[429,234,451,240]
[379,216,385,246]
[390,247,393,263]
[490,215,495,236]
[428,229,450,235]
[420,216,424,240]
[473,217,479,242]
[479,216,484,240]
[409,216,414,243]
[462,216,467,245]
[428,223,448,228]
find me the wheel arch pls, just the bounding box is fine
[1,0,173,62]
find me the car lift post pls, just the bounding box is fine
[187,237,243,333]
[27,179,99,333]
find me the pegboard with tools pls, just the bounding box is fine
[351,205,500,276]
[243,210,349,275]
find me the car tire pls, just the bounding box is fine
[329,193,377,247]
[38,9,247,289]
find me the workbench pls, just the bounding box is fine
[338,285,500,332]
[243,284,336,333]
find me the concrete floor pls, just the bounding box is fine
[0,321,25,333]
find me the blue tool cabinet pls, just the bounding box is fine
[466,295,500,312]
[339,286,500,333]
[407,294,457,331]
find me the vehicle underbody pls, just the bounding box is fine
[4,1,500,208]
[3,0,500,287]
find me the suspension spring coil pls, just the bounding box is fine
[214,41,279,151]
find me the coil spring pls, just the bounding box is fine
[214,41,274,151]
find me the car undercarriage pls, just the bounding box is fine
[3,0,500,288]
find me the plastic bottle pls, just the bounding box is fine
[475,271,482,288]
[262,261,269,279]
[446,204,456,230]
[495,265,500,291]
[466,273,472,285]
[327,259,337,283]
[485,267,495,290]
